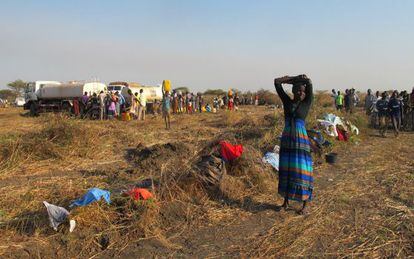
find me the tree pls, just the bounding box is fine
[7,79,26,95]
[0,89,18,101]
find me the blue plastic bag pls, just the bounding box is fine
[70,188,111,207]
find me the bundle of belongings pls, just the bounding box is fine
[307,128,332,155]
[317,113,359,141]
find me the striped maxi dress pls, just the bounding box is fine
[275,81,314,201]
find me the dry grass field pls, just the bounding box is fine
[0,96,413,258]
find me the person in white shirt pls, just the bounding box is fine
[99,91,106,120]
[138,89,146,121]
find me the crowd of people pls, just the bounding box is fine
[331,88,360,113]
[331,87,414,137]
[74,89,147,121]
[160,90,260,115]
[364,88,414,137]
[159,90,260,129]
[75,88,261,128]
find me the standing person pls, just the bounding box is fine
[400,91,409,130]
[185,92,190,114]
[198,93,203,113]
[172,90,178,114]
[223,95,228,109]
[345,89,355,114]
[274,74,314,215]
[335,91,344,111]
[104,93,111,119]
[255,94,259,106]
[191,93,196,113]
[81,92,89,116]
[107,94,116,120]
[118,91,126,117]
[138,89,146,121]
[388,90,402,136]
[411,87,414,131]
[111,92,119,117]
[331,89,337,109]
[353,89,360,107]
[129,92,137,119]
[376,92,389,137]
[73,98,80,117]
[177,92,182,113]
[228,95,234,111]
[162,89,171,129]
[114,91,121,118]
[234,94,240,110]
[364,89,376,116]
[99,91,106,120]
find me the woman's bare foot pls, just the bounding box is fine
[280,198,289,210]
[297,201,309,215]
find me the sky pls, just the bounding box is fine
[1,0,413,92]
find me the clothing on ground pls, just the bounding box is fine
[70,188,111,207]
[124,188,153,201]
[219,141,244,162]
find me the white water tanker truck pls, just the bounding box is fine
[24,81,107,116]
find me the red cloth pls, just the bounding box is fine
[228,99,234,111]
[219,141,243,161]
[336,128,349,141]
[126,188,153,201]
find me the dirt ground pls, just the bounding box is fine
[0,105,413,258]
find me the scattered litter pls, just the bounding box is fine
[100,235,110,250]
[328,178,334,182]
[219,141,243,162]
[262,152,279,171]
[70,188,111,207]
[69,219,76,232]
[124,188,153,201]
[43,201,70,231]
[346,120,360,135]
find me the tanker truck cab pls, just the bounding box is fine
[107,84,123,92]
[24,81,61,111]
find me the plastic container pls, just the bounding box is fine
[163,80,171,92]
[228,89,233,97]
[122,112,131,121]
[325,153,338,164]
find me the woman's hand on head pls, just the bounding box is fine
[294,74,311,84]
[274,76,292,85]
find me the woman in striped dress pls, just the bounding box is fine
[274,75,313,214]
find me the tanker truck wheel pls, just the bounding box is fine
[62,102,71,115]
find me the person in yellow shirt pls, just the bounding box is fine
[336,91,344,111]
